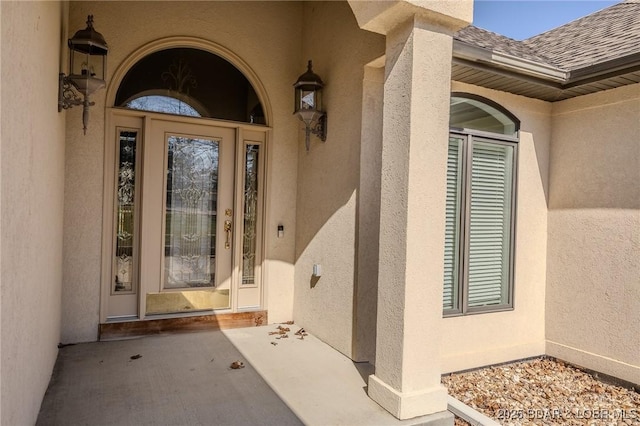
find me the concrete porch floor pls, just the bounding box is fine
[37,325,452,425]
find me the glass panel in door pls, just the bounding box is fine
[114,131,139,294]
[164,136,219,289]
[241,144,259,285]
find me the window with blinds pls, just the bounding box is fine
[468,141,514,308]
[444,94,519,316]
[443,137,464,311]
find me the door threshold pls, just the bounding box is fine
[99,310,267,341]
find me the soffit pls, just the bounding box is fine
[452,62,640,102]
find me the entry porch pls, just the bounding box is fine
[37,326,455,426]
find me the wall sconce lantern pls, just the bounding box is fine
[294,60,326,151]
[58,15,108,135]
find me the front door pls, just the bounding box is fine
[141,119,235,315]
[104,112,265,320]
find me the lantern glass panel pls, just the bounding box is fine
[314,90,322,112]
[301,90,315,110]
[294,88,301,113]
[70,50,105,80]
[70,50,87,76]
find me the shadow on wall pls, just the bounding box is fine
[521,129,551,208]
[291,0,384,361]
[310,275,320,289]
[550,94,640,210]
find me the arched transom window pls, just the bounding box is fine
[115,48,265,124]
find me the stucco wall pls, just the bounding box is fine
[355,63,384,363]
[293,2,384,359]
[1,1,66,423]
[348,0,473,35]
[62,1,303,342]
[546,84,640,385]
[441,82,551,373]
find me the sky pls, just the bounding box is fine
[473,0,620,40]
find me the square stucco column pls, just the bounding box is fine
[367,17,453,420]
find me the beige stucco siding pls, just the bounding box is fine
[348,0,473,35]
[355,63,385,363]
[1,1,66,423]
[62,1,304,342]
[549,84,639,210]
[441,82,551,373]
[293,2,385,359]
[547,84,640,384]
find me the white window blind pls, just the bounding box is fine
[443,137,464,311]
[467,142,514,307]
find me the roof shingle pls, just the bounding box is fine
[454,26,556,66]
[523,0,640,70]
[454,0,640,71]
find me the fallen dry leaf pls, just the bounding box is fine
[254,315,264,326]
[230,361,245,369]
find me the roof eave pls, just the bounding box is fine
[453,40,640,94]
[565,52,640,87]
[453,39,567,84]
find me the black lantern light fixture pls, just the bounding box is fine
[58,15,108,135]
[294,60,326,151]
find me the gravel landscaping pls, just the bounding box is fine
[443,357,639,425]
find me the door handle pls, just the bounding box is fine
[224,220,232,249]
